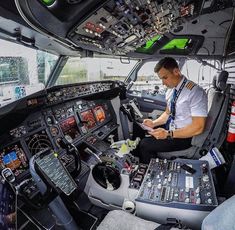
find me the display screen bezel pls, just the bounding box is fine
[0,141,29,180]
[93,105,106,123]
[59,116,80,140]
[80,109,97,130]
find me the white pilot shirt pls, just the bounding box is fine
[165,76,208,129]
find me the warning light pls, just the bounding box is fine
[40,0,56,7]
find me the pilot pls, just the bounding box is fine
[139,57,208,163]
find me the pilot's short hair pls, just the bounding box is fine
[154,57,179,73]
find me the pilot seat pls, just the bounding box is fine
[156,70,229,159]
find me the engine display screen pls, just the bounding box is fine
[93,105,106,123]
[60,116,80,140]
[0,143,28,178]
[80,110,96,130]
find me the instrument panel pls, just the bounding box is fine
[0,94,117,182]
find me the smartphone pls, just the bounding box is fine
[137,122,154,132]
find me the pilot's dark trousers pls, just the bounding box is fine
[139,136,192,164]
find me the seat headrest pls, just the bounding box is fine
[216,71,228,91]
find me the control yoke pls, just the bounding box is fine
[30,148,78,230]
[30,148,77,196]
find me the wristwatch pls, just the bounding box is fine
[167,130,173,140]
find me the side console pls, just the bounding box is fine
[135,158,217,230]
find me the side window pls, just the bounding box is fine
[0,39,58,107]
[181,60,218,89]
[130,61,165,94]
[129,59,218,95]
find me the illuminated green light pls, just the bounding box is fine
[143,35,161,49]
[136,35,161,53]
[161,38,189,50]
[41,0,56,6]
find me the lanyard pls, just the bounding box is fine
[171,77,187,118]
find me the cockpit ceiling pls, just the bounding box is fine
[2,0,234,57]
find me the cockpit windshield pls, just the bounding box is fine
[0,39,59,107]
[56,56,138,85]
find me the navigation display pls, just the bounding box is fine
[60,116,80,140]
[0,143,28,178]
[26,130,52,155]
[93,105,106,123]
[80,110,96,130]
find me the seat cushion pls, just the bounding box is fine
[202,195,235,230]
[157,146,196,159]
[97,210,160,230]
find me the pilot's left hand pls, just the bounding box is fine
[148,128,168,140]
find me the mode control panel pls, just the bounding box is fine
[136,158,217,208]
[46,82,114,104]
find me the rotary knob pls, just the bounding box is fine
[202,175,209,182]
[147,181,152,188]
[206,192,211,197]
[207,198,212,204]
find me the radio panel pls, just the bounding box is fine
[136,158,217,207]
[135,158,218,229]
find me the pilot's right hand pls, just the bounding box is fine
[143,119,154,128]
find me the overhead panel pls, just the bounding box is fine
[68,0,201,55]
[15,0,234,56]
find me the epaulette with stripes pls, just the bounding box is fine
[185,81,196,90]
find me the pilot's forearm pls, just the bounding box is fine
[153,111,169,127]
[172,117,206,138]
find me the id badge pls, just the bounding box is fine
[169,120,176,131]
